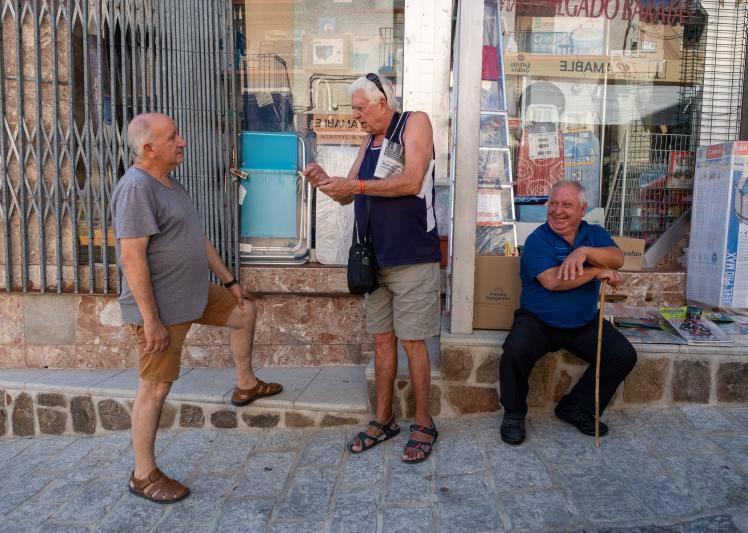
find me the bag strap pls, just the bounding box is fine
[384,112,402,142]
[352,197,373,245]
[352,112,402,246]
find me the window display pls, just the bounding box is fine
[476,0,518,255]
[499,0,708,247]
[234,0,406,265]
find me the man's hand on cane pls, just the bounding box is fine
[595,269,621,288]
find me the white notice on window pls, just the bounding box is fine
[255,92,274,108]
[528,132,560,160]
[476,189,503,227]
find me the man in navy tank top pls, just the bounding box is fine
[304,74,441,464]
[499,181,637,446]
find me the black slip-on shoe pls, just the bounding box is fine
[500,415,526,445]
[554,399,608,436]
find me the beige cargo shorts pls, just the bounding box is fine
[364,262,441,340]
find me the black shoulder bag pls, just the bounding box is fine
[347,197,378,295]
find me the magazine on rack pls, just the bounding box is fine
[659,307,732,345]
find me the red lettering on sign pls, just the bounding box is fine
[734,143,748,156]
[707,145,725,159]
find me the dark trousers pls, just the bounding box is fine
[499,309,637,416]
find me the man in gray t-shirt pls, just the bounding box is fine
[112,113,283,504]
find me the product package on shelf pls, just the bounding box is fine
[516,104,564,196]
[560,111,600,208]
[687,141,748,308]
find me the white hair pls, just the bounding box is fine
[348,75,399,111]
[126,113,157,158]
[550,180,589,205]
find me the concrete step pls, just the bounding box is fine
[0,366,369,413]
[0,366,374,437]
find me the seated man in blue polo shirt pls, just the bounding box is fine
[499,180,637,445]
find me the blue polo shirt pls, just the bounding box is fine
[520,221,617,329]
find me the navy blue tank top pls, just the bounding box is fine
[354,111,441,268]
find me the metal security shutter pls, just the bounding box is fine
[0,0,238,294]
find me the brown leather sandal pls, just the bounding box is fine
[231,379,283,407]
[128,468,190,504]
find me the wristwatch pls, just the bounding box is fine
[223,278,239,289]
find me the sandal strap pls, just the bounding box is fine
[368,415,398,437]
[130,468,165,491]
[409,422,438,439]
[351,430,382,452]
[404,439,433,451]
[130,468,189,501]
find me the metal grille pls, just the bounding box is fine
[605,131,694,245]
[698,0,748,144]
[0,0,238,294]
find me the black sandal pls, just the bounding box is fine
[402,421,438,464]
[347,415,400,454]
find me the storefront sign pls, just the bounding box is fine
[309,114,366,145]
[500,0,689,25]
[505,53,682,82]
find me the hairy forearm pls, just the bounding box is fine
[361,172,423,197]
[121,255,161,322]
[541,266,601,291]
[205,237,233,283]
[583,247,624,269]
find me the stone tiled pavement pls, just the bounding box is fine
[2,406,748,532]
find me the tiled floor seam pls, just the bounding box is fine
[262,428,316,530]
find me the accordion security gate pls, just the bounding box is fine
[0,0,238,294]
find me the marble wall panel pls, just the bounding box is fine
[241,266,349,295]
[250,344,356,367]
[0,345,26,368]
[24,295,77,345]
[25,345,77,368]
[254,296,366,345]
[182,346,234,368]
[617,272,686,306]
[0,295,23,344]
[76,296,132,347]
[74,344,132,369]
[185,324,229,346]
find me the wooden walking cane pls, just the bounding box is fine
[595,279,608,449]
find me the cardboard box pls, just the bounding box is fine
[613,236,646,271]
[687,141,748,308]
[638,23,683,61]
[473,256,521,330]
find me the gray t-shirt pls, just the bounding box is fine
[111,166,209,325]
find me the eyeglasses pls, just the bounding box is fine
[366,73,387,102]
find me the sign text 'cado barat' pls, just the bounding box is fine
[499,0,691,25]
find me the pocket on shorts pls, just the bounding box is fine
[396,288,441,339]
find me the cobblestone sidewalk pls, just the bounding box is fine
[1,406,748,532]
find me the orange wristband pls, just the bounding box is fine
[360,179,365,195]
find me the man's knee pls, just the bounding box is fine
[400,339,426,354]
[620,344,638,373]
[373,331,396,347]
[137,379,172,402]
[501,333,538,369]
[227,300,257,329]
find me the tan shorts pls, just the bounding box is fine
[365,262,441,340]
[130,284,237,383]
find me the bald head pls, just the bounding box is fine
[127,113,186,177]
[127,113,169,159]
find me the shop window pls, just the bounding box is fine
[233,0,406,265]
[499,0,709,250]
[233,1,405,136]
